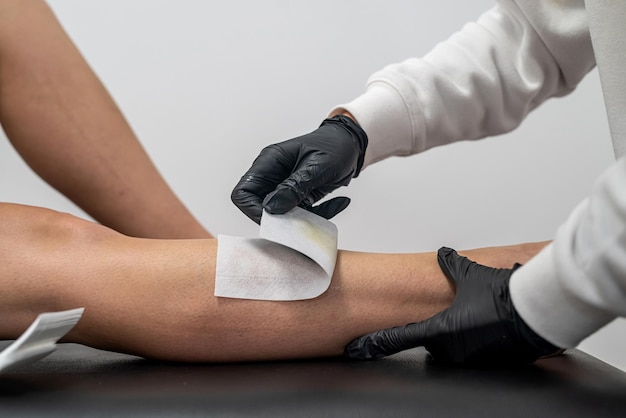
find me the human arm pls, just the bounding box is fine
[231,114,367,224]
[333,0,594,167]
[232,1,594,220]
[346,157,626,364]
[509,156,626,348]
[345,246,561,364]
[0,0,210,239]
[0,201,546,362]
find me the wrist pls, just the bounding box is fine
[328,108,359,125]
[328,114,368,178]
[339,110,359,125]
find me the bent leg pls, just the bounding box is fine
[0,203,548,362]
[0,0,209,239]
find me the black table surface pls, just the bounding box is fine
[0,342,625,417]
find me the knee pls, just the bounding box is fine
[35,209,118,249]
[0,203,118,255]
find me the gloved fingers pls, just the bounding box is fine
[306,196,351,219]
[437,247,511,286]
[230,189,263,224]
[262,162,337,214]
[436,247,475,286]
[262,183,303,215]
[230,176,350,224]
[231,145,299,223]
[344,321,429,360]
[231,175,283,224]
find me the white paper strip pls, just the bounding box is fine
[215,207,338,301]
[0,307,84,373]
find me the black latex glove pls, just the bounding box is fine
[231,114,368,224]
[345,247,561,366]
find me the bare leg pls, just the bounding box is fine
[0,203,548,362]
[0,0,210,239]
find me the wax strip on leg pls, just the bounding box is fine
[259,207,337,277]
[215,207,338,301]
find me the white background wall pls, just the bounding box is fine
[1,1,623,370]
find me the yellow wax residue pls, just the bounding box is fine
[295,217,336,264]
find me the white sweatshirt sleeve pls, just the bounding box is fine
[510,156,626,348]
[332,0,594,167]
[509,1,626,349]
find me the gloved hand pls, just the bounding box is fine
[345,247,562,366]
[231,114,368,224]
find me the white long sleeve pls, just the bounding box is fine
[333,0,594,167]
[510,156,626,348]
[510,1,626,348]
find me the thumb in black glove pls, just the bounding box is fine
[231,114,368,224]
[344,247,561,366]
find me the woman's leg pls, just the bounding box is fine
[0,0,209,239]
[0,202,548,362]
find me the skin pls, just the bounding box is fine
[0,0,210,239]
[0,1,551,363]
[0,202,549,362]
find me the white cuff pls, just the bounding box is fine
[510,244,614,348]
[329,83,420,168]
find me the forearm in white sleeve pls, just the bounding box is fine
[332,0,594,168]
[510,157,626,348]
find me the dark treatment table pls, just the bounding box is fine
[1,342,625,417]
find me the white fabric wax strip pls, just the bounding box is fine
[0,307,84,373]
[215,207,338,301]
